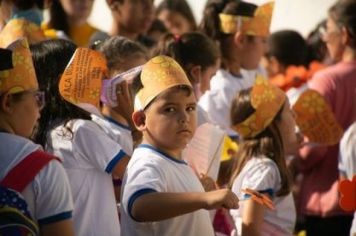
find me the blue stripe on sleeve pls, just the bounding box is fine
[242,188,274,200]
[105,150,127,174]
[38,211,72,225]
[128,188,157,222]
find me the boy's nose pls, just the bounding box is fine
[178,111,189,123]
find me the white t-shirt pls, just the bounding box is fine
[120,144,215,236]
[91,114,134,156]
[46,119,126,236]
[230,156,296,236]
[0,132,73,225]
[338,122,356,236]
[198,69,256,137]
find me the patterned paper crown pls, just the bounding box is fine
[292,89,343,145]
[0,38,38,95]
[134,55,192,110]
[59,48,108,115]
[0,19,46,47]
[232,75,286,139]
[219,1,274,37]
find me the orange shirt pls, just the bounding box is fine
[42,22,98,47]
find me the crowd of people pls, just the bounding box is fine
[1,0,356,235]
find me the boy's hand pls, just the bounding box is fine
[113,81,134,126]
[204,189,239,210]
[199,174,218,192]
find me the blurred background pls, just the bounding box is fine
[87,0,336,37]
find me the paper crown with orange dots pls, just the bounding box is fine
[232,75,286,139]
[0,19,46,47]
[232,76,343,145]
[219,1,274,37]
[134,55,192,111]
[0,38,38,95]
[59,48,108,115]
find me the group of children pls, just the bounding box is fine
[1,0,356,236]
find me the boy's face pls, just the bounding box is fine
[239,35,267,70]
[137,87,197,157]
[117,0,154,34]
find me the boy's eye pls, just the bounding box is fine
[187,105,196,112]
[164,107,176,112]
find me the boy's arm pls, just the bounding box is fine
[40,219,75,236]
[131,189,239,222]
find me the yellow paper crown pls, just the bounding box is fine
[0,19,46,47]
[135,55,192,110]
[219,1,274,37]
[59,48,108,114]
[232,75,286,139]
[0,38,38,95]
[293,89,344,145]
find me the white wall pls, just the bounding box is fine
[89,0,337,37]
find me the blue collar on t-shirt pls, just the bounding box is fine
[138,144,187,165]
[104,116,131,131]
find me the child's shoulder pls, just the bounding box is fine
[245,155,278,170]
[128,145,188,172]
[241,156,280,183]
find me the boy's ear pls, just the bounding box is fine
[189,65,201,85]
[342,26,351,46]
[132,110,146,131]
[269,56,283,76]
[233,31,244,49]
[0,93,14,114]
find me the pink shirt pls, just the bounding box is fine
[299,61,356,217]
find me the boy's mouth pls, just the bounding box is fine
[177,129,191,134]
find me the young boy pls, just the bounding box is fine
[120,55,239,236]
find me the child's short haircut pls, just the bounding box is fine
[98,36,148,73]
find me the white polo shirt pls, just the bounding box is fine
[120,144,215,236]
[47,119,126,236]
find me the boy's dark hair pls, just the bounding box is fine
[156,0,197,31]
[152,32,220,82]
[266,30,308,68]
[229,88,291,197]
[199,0,257,68]
[97,36,148,74]
[30,39,91,147]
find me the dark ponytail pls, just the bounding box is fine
[200,0,227,42]
[199,0,257,68]
[153,32,220,81]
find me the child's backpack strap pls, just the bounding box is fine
[1,150,60,192]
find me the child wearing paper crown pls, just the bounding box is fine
[0,38,74,236]
[228,76,298,236]
[30,40,130,236]
[120,55,239,236]
[199,0,273,139]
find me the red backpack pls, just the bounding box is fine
[0,150,59,236]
